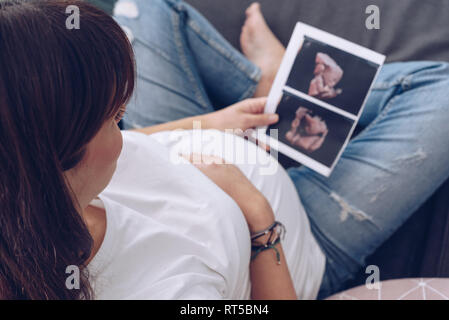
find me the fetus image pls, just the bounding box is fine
[285,107,329,152]
[308,52,343,99]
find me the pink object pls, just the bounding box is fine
[285,107,328,152]
[326,278,449,300]
[308,52,343,99]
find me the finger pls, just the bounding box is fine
[245,113,279,128]
[247,134,271,152]
[256,139,271,152]
[239,97,268,114]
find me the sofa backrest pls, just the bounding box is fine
[187,0,449,63]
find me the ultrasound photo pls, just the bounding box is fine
[287,36,380,116]
[268,91,354,168]
[263,22,385,176]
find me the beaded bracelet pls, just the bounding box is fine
[251,237,282,264]
[250,221,286,265]
[250,221,286,243]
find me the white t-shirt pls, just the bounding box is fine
[87,130,325,300]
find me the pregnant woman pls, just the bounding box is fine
[1,0,449,300]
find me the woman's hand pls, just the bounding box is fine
[205,97,278,151]
[206,97,279,132]
[182,154,275,233]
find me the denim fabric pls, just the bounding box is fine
[288,61,449,298]
[114,0,261,129]
[114,0,449,299]
[87,0,117,14]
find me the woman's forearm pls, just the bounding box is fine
[250,233,297,300]
[131,114,214,135]
[128,97,279,136]
[246,203,297,300]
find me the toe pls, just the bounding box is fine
[246,2,260,16]
[240,26,247,44]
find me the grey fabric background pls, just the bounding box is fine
[89,0,449,62]
[186,0,449,63]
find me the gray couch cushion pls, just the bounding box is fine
[187,0,449,63]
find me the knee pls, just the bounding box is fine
[408,62,449,121]
[113,0,178,46]
[408,61,449,91]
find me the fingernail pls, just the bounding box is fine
[269,114,279,122]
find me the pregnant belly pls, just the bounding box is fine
[149,129,326,299]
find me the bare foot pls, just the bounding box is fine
[240,2,285,97]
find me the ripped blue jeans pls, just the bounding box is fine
[114,0,449,299]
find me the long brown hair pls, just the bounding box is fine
[0,0,135,299]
